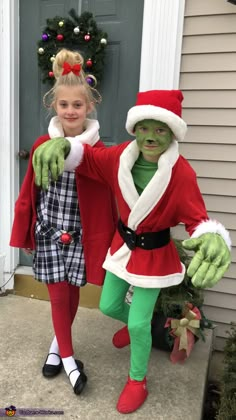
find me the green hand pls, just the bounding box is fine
[182,233,231,288]
[32,137,71,189]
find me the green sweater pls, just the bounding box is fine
[131,153,157,195]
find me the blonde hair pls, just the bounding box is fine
[43,48,101,109]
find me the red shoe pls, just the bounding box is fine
[112,326,130,348]
[116,376,148,414]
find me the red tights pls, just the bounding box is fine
[47,281,80,358]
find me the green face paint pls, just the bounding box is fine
[134,119,173,162]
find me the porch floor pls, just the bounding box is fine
[0,294,213,420]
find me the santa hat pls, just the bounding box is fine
[125,90,187,141]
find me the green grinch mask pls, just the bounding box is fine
[134,119,173,162]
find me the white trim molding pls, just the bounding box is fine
[0,0,19,290]
[139,0,185,90]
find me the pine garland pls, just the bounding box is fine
[37,9,108,86]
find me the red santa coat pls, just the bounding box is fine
[65,139,215,288]
[10,120,118,286]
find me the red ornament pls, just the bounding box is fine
[57,34,64,41]
[48,71,54,78]
[60,232,73,244]
[86,59,93,68]
[84,34,91,42]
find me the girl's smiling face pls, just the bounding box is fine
[54,85,93,136]
[134,119,173,162]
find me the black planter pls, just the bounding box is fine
[151,312,173,352]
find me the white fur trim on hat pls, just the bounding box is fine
[125,105,187,141]
[191,219,232,250]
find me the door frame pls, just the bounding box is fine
[0,0,185,289]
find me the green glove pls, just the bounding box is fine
[182,233,231,288]
[32,137,71,189]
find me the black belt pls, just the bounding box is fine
[118,219,170,251]
[36,223,81,244]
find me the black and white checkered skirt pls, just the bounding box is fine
[33,233,86,286]
[33,172,86,286]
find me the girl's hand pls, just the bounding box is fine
[23,248,34,255]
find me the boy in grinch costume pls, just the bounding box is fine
[33,90,231,414]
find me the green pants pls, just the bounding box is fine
[99,271,160,380]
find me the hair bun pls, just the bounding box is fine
[53,49,84,78]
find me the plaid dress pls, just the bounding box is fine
[33,171,86,286]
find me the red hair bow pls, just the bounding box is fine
[62,62,81,76]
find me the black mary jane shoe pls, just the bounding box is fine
[69,369,87,395]
[42,353,84,378]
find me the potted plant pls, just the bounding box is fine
[151,239,213,363]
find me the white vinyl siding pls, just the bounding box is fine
[174,0,236,351]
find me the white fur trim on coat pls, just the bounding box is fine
[103,245,186,288]
[125,105,187,141]
[48,116,100,146]
[191,219,232,250]
[118,140,179,230]
[64,141,84,171]
[48,116,99,172]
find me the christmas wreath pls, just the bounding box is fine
[37,9,108,86]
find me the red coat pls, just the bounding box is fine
[66,139,210,288]
[10,135,118,286]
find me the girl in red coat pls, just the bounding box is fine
[10,48,117,395]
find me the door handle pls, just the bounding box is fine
[18,149,30,160]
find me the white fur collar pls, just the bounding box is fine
[48,116,100,146]
[118,140,180,230]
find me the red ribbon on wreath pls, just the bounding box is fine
[165,304,201,364]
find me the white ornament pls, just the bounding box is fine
[38,47,45,55]
[74,26,80,34]
[100,38,107,45]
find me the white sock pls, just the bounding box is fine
[46,336,60,365]
[62,356,80,387]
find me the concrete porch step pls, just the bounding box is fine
[0,295,213,419]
